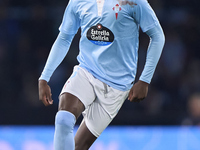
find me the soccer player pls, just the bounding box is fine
[38,0,165,149]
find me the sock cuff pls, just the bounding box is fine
[55,110,76,126]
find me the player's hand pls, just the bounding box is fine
[128,80,149,102]
[38,80,53,106]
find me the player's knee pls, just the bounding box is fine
[58,93,85,118]
[58,105,81,118]
[55,110,76,130]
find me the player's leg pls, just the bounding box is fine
[54,92,85,150]
[74,99,113,150]
[75,120,97,150]
[54,66,96,150]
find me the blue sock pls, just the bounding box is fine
[54,110,76,150]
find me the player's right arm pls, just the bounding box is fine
[38,0,80,106]
[38,32,75,106]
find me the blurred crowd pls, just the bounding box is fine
[0,0,200,125]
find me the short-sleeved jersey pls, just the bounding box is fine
[59,0,160,91]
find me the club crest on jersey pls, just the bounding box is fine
[86,23,114,46]
[112,4,121,19]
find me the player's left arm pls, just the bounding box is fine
[128,0,165,102]
[128,24,165,102]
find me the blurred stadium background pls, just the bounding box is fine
[0,0,200,149]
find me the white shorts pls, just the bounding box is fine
[60,66,129,137]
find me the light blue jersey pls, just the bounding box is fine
[40,0,165,91]
[59,0,160,90]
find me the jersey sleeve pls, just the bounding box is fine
[39,32,75,82]
[139,24,165,84]
[133,0,159,32]
[59,0,80,34]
